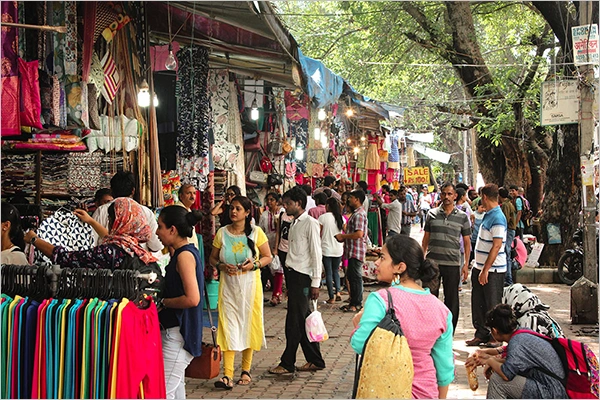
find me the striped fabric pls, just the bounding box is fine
[474,205,507,272]
[101,51,120,104]
[424,206,471,266]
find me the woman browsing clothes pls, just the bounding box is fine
[209,196,272,389]
[155,206,204,399]
[350,234,454,399]
[24,197,156,269]
[1,203,29,265]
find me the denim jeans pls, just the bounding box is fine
[471,268,505,341]
[504,229,516,285]
[162,327,194,399]
[323,256,341,299]
[347,258,364,307]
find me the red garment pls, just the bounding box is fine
[1,1,20,136]
[114,301,166,399]
[18,59,43,129]
[100,198,157,264]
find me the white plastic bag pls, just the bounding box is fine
[305,300,329,342]
[269,255,283,274]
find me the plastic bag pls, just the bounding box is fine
[269,255,283,274]
[305,300,329,342]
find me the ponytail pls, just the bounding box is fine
[159,206,203,238]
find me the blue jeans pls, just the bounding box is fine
[504,229,516,285]
[347,258,364,307]
[323,256,341,300]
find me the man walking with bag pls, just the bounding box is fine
[269,187,326,374]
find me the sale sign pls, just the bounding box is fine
[403,167,430,185]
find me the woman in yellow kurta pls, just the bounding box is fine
[209,196,272,389]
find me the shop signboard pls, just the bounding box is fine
[572,24,599,66]
[403,166,430,185]
[540,80,579,126]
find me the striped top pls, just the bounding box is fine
[424,206,471,267]
[474,205,507,272]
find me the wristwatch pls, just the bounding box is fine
[156,297,165,309]
[29,236,37,246]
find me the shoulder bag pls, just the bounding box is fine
[185,281,222,379]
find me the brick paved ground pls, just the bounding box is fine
[185,225,599,399]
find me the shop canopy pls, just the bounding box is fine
[148,1,301,87]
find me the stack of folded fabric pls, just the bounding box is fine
[40,154,69,197]
[2,130,87,151]
[67,153,103,197]
[0,153,36,203]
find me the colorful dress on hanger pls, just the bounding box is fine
[213,226,268,352]
[388,131,400,169]
[364,135,381,170]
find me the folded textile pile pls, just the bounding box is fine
[1,153,36,203]
[40,154,69,196]
[2,130,88,151]
[67,153,103,197]
[85,115,140,153]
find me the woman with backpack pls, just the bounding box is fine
[350,235,454,398]
[155,206,204,399]
[466,303,567,399]
[24,197,157,269]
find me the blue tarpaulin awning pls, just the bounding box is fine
[297,48,345,109]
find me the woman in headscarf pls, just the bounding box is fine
[24,197,156,268]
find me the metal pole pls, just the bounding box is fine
[578,2,598,285]
[1,21,67,33]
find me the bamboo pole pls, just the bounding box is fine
[1,22,67,33]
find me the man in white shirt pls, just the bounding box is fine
[174,183,200,249]
[269,186,325,375]
[302,184,316,212]
[374,189,402,237]
[90,171,163,254]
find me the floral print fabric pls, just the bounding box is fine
[100,198,157,264]
[209,70,239,171]
[52,243,128,269]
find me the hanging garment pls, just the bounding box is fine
[364,137,380,170]
[34,211,94,266]
[1,1,20,136]
[209,70,238,171]
[388,131,400,169]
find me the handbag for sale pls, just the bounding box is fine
[185,282,222,379]
[260,156,273,173]
[267,138,284,155]
[249,170,268,184]
[282,140,293,155]
[267,173,283,187]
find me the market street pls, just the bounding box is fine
[188,225,599,399]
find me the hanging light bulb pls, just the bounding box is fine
[360,135,366,141]
[295,147,304,160]
[250,89,259,120]
[318,108,327,121]
[345,108,354,117]
[137,79,150,108]
[320,134,328,148]
[353,146,360,154]
[165,44,177,70]
[346,138,352,144]
[153,93,159,107]
[313,127,321,141]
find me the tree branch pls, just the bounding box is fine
[319,27,369,59]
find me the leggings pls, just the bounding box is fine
[223,349,253,378]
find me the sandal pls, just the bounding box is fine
[236,370,252,385]
[335,295,342,302]
[269,294,282,307]
[340,304,361,312]
[326,298,336,304]
[297,362,325,372]
[268,365,294,375]
[214,376,233,390]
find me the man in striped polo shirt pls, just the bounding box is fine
[466,183,507,347]
[422,182,471,332]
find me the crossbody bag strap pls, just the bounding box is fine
[204,280,217,346]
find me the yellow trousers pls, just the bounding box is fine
[223,348,253,378]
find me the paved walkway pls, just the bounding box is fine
[185,225,599,399]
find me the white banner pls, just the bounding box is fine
[540,80,579,126]
[572,24,599,66]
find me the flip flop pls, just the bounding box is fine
[214,376,233,390]
[236,370,252,385]
[340,305,360,312]
[297,362,325,372]
[268,365,294,375]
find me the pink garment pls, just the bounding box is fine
[150,42,180,72]
[513,236,527,267]
[308,204,326,220]
[378,287,452,399]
